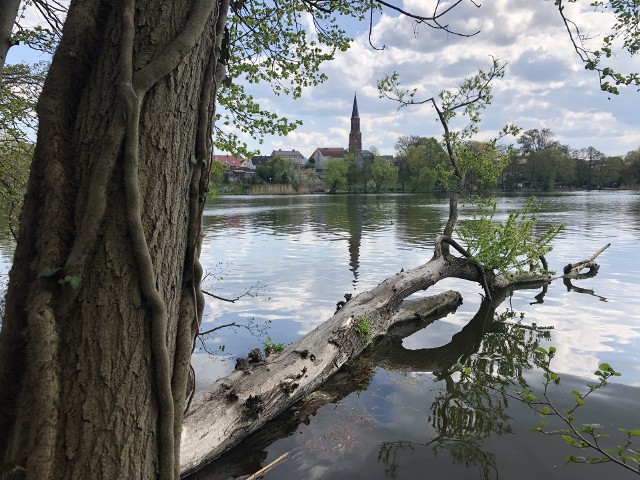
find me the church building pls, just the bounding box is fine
[349,93,362,154]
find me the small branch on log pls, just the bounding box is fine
[246,451,290,480]
[562,243,610,278]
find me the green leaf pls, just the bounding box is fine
[59,275,81,290]
[38,266,60,278]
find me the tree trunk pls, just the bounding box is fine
[180,288,463,477]
[0,0,20,82]
[180,241,608,476]
[0,1,229,478]
[179,239,549,476]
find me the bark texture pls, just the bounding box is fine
[0,0,229,478]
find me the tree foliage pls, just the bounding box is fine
[369,155,398,193]
[519,347,640,474]
[399,138,447,192]
[0,61,46,236]
[214,0,373,156]
[324,158,348,193]
[378,57,520,194]
[554,0,640,95]
[256,155,292,184]
[457,197,565,277]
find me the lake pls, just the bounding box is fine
[192,191,640,479]
[1,191,638,479]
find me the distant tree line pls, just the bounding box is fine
[212,131,639,195]
[503,128,639,191]
[318,130,639,194]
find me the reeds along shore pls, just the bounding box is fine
[248,184,311,195]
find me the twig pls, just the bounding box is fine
[562,243,610,277]
[246,451,290,480]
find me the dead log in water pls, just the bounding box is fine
[180,242,609,476]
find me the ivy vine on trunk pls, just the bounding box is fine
[0,1,229,477]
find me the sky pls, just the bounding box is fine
[219,0,640,160]
[7,0,640,160]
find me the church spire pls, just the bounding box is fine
[349,93,362,153]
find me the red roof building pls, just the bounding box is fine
[309,147,347,171]
[214,155,246,168]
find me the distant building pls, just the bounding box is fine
[309,147,347,171]
[270,149,305,166]
[214,154,246,168]
[348,93,362,154]
[214,154,251,182]
[248,155,270,170]
[355,149,374,167]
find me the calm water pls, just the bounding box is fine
[1,192,638,479]
[192,191,640,480]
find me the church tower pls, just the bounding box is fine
[348,93,362,154]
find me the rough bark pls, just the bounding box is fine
[0,0,229,478]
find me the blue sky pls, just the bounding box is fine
[220,1,640,159]
[8,1,640,160]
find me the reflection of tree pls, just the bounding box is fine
[378,441,414,480]
[563,277,607,302]
[188,287,553,480]
[378,436,499,480]
[371,287,554,480]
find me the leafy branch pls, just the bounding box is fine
[457,197,565,278]
[554,0,640,95]
[378,57,520,191]
[517,347,640,474]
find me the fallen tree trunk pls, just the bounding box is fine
[179,241,540,476]
[180,242,608,476]
[180,293,468,479]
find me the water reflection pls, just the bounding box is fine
[189,286,555,480]
[562,277,607,302]
[369,289,552,480]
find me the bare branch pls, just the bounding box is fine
[368,5,385,51]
